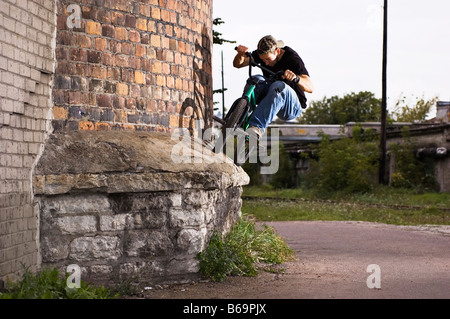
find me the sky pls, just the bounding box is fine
[212,0,450,117]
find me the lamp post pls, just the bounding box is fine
[379,0,388,184]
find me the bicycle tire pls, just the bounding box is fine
[224,97,248,129]
[214,97,249,154]
[222,98,248,141]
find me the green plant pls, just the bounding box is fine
[305,130,379,194]
[197,218,295,282]
[390,126,439,190]
[0,265,116,299]
[268,141,297,189]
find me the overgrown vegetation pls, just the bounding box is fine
[390,126,439,190]
[197,217,295,282]
[242,185,450,226]
[0,265,117,299]
[304,126,379,194]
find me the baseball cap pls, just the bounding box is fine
[257,35,284,54]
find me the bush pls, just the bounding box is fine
[304,129,379,194]
[390,127,439,191]
[197,218,295,282]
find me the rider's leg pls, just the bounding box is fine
[243,75,270,104]
[247,81,302,134]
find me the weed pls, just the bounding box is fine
[0,265,117,299]
[197,217,295,282]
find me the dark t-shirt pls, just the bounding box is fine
[252,46,309,108]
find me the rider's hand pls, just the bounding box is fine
[282,70,298,82]
[236,45,249,56]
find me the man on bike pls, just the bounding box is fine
[233,35,314,140]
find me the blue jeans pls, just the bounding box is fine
[244,75,302,134]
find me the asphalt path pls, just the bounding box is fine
[146,221,450,299]
[265,221,450,299]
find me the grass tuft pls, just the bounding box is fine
[197,217,295,282]
[0,265,117,299]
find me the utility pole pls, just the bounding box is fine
[379,0,388,184]
[221,50,225,119]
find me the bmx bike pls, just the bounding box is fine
[213,48,299,165]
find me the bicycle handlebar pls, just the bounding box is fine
[234,47,299,83]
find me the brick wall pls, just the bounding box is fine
[52,0,213,133]
[1,0,215,283]
[0,0,56,282]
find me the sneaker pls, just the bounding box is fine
[234,127,261,166]
[246,126,262,140]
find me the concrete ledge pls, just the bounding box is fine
[33,130,249,194]
[33,131,249,285]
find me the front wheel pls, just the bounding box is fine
[215,97,249,153]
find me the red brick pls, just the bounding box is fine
[87,51,102,63]
[136,44,145,57]
[136,18,147,31]
[102,53,114,66]
[128,57,141,69]
[115,27,127,41]
[70,48,87,62]
[113,96,126,109]
[125,15,136,28]
[77,34,91,48]
[134,71,145,84]
[53,106,68,119]
[97,94,113,108]
[79,121,95,130]
[121,42,134,55]
[114,55,128,68]
[92,66,107,79]
[116,83,128,96]
[95,122,111,131]
[126,98,136,109]
[94,38,107,51]
[114,110,127,122]
[129,30,141,43]
[86,21,101,35]
[151,7,160,20]
[68,91,81,104]
[102,25,115,38]
[112,12,125,25]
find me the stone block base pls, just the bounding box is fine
[33,131,248,285]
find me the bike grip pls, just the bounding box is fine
[235,47,251,57]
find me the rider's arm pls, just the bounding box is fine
[283,70,314,94]
[233,45,250,68]
[298,74,314,94]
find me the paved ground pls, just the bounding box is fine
[144,221,450,299]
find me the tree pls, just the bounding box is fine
[391,95,438,122]
[213,18,236,45]
[212,18,236,112]
[297,91,382,125]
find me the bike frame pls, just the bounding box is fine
[241,83,257,131]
